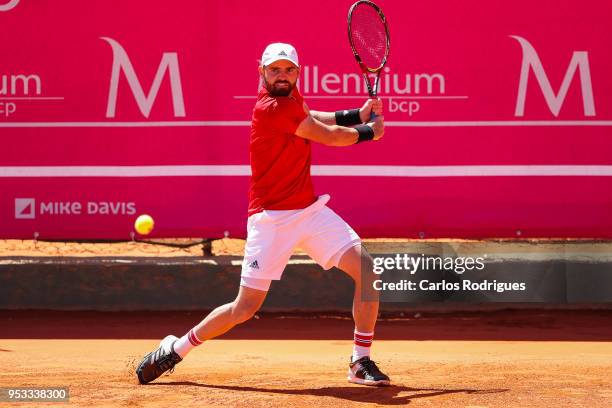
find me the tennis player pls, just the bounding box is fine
[136,43,390,386]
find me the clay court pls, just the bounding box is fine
[2,1,612,407]
[1,310,611,407]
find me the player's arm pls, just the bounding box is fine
[295,114,384,147]
[306,99,383,126]
[307,109,336,125]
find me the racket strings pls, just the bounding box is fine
[349,4,387,70]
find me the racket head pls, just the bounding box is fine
[348,0,390,74]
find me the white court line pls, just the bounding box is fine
[2,165,612,178]
[1,120,612,127]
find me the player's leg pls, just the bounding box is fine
[337,244,379,336]
[336,244,389,386]
[136,209,296,384]
[176,280,269,352]
[136,281,269,384]
[300,206,390,386]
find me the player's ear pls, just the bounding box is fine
[258,65,264,76]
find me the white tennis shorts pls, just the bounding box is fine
[240,194,361,288]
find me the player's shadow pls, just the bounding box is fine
[152,381,508,405]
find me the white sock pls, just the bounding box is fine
[173,328,203,358]
[352,330,374,362]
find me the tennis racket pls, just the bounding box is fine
[348,0,390,119]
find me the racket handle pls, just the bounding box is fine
[369,93,378,121]
[369,75,380,121]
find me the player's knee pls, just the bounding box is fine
[344,248,375,284]
[230,300,260,323]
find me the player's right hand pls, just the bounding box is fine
[367,115,384,140]
[359,98,384,123]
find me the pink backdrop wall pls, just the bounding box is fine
[1,0,611,239]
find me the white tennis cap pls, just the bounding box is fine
[261,43,299,67]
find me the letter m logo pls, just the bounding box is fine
[511,35,595,117]
[102,37,186,118]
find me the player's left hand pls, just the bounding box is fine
[359,98,383,123]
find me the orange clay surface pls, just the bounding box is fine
[0,310,611,407]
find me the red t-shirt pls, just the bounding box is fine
[248,87,316,216]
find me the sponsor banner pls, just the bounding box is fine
[1,0,611,238]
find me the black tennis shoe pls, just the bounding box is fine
[136,335,182,384]
[348,356,391,386]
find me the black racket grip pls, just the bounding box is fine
[369,95,378,121]
[369,75,380,121]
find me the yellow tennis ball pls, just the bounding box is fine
[135,214,154,235]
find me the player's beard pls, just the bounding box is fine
[264,78,295,97]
